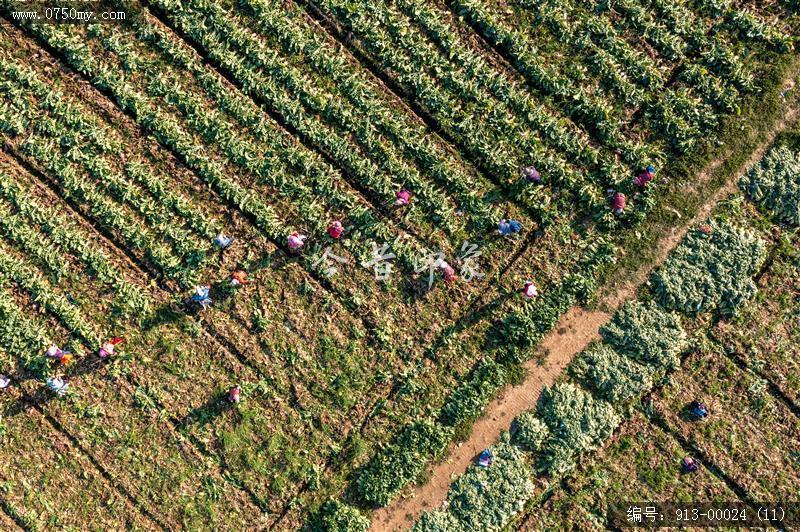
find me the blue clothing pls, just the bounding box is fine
[192,287,212,307]
[192,291,210,302]
[477,449,494,467]
[214,235,234,249]
[499,220,522,236]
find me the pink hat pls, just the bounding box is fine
[395,189,412,206]
[612,192,626,212]
[229,385,241,403]
[633,170,654,187]
[439,261,457,283]
[287,232,306,251]
[98,342,115,359]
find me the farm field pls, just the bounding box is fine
[518,413,742,531]
[0,0,796,530]
[450,131,800,531]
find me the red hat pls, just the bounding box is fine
[327,221,344,239]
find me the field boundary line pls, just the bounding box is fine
[711,332,800,418]
[0,496,28,531]
[2,389,169,531]
[30,403,169,531]
[647,409,759,508]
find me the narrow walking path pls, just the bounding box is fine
[371,82,800,532]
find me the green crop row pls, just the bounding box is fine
[692,0,792,51]
[315,0,604,216]
[0,170,151,318]
[1,57,224,244]
[0,245,100,347]
[609,0,742,112]
[412,440,534,532]
[0,281,52,377]
[239,0,503,226]
[648,0,757,91]
[352,419,453,507]
[450,0,658,169]
[26,19,441,281]
[0,62,209,258]
[0,60,209,286]
[151,0,466,238]
[518,0,724,152]
[395,0,629,183]
[125,18,437,282]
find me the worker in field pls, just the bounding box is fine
[0,374,10,391]
[229,385,241,404]
[46,376,69,397]
[633,165,656,187]
[688,400,709,420]
[45,345,73,366]
[522,280,538,299]
[477,449,494,467]
[192,285,212,310]
[287,232,307,252]
[327,220,344,239]
[611,191,626,215]
[98,337,124,359]
[395,188,412,206]
[498,218,523,236]
[522,165,541,184]
[214,234,234,250]
[439,260,457,284]
[682,456,699,473]
[230,270,248,286]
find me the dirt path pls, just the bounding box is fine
[370,86,799,532]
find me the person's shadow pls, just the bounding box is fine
[174,389,237,431]
[679,402,707,422]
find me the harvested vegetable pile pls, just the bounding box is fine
[740,145,800,226]
[415,441,533,532]
[600,300,687,370]
[536,383,620,475]
[650,222,766,316]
